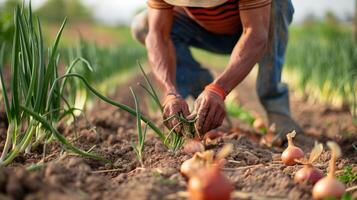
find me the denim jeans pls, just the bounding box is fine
[132,0,294,116]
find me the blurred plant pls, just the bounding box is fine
[36,0,92,23]
[225,100,255,125]
[0,0,18,47]
[337,166,357,184]
[286,21,357,118]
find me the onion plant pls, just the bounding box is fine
[130,87,147,167]
[0,5,106,166]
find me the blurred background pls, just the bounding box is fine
[0,0,356,119]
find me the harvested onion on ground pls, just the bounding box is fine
[281,131,304,166]
[187,144,234,200]
[183,139,205,154]
[294,142,324,184]
[312,142,345,200]
[204,130,225,141]
[253,117,266,130]
[180,151,214,178]
[188,165,233,200]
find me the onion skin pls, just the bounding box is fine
[180,156,202,178]
[281,146,304,166]
[253,118,266,130]
[188,166,233,200]
[204,130,224,141]
[312,176,345,200]
[294,165,324,184]
[184,140,204,154]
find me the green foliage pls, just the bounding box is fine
[0,4,106,166]
[36,0,92,23]
[337,165,357,184]
[286,22,357,116]
[0,0,18,46]
[226,100,255,125]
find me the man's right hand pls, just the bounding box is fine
[162,93,190,133]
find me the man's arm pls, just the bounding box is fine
[146,8,176,93]
[146,8,190,131]
[214,5,271,94]
[193,4,271,135]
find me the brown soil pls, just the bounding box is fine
[0,71,356,200]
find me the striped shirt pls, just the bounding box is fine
[147,0,271,34]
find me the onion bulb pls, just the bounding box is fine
[294,165,324,184]
[281,131,304,166]
[294,142,324,184]
[183,139,204,154]
[253,117,266,130]
[312,142,345,199]
[180,151,214,178]
[188,165,233,200]
[204,130,225,141]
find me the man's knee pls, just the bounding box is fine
[131,10,148,45]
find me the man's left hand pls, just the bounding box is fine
[190,90,226,136]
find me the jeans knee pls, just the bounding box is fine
[131,10,148,45]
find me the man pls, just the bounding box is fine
[131,0,302,145]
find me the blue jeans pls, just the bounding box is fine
[171,0,294,116]
[132,0,294,116]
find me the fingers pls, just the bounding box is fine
[194,91,226,135]
[202,106,216,134]
[163,98,190,134]
[196,99,208,134]
[182,103,190,118]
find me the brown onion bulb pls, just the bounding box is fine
[312,142,345,199]
[281,131,304,166]
[184,139,204,154]
[188,165,233,200]
[180,151,214,178]
[204,130,225,141]
[312,176,345,199]
[253,117,266,130]
[294,165,324,184]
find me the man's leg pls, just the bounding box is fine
[257,0,302,145]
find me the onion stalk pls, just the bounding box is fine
[312,142,345,199]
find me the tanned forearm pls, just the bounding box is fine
[145,9,177,94]
[214,5,271,95]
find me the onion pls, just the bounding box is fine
[312,142,345,199]
[183,139,204,154]
[253,117,266,130]
[188,165,233,200]
[294,142,324,184]
[204,130,224,141]
[281,131,304,166]
[180,151,214,178]
[294,165,324,184]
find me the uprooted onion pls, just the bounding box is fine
[294,142,324,184]
[188,165,233,200]
[183,139,205,154]
[180,151,214,178]
[312,142,345,200]
[253,117,266,130]
[281,131,304,166]
[187,144,234,200]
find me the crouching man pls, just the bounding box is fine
[132,0,301,145]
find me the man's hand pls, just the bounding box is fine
[162,93,190,133]
[191,90,226,136]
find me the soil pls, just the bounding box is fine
[0,71,356,200]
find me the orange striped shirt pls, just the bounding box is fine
[147,0,271,34]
